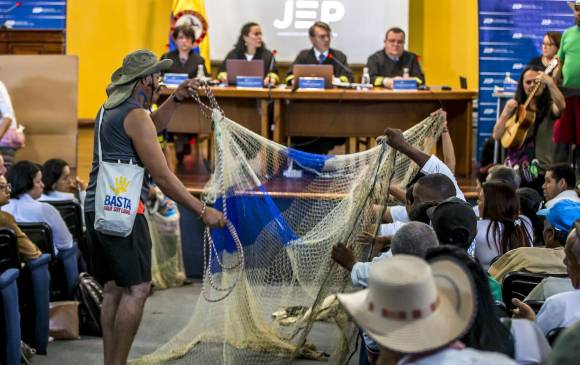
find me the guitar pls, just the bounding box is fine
[500,58,559,150]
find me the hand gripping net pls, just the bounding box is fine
[131,89,444,364]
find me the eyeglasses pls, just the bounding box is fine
[0,183,12,192]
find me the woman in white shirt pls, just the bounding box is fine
[2,160,74,255]
[0,80,21,168]
[475,181,533,270]
[40,158,86,206]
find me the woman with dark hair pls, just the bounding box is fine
[2,160,74,254]
[426,246,551,364]
[492,65,565,188]
[40,158,87,205]
[217,22,279,86]
[160,24,208,78]
[517,187,544,245]
[529,31,562,70]
[475,181,533,270]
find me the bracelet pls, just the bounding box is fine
[442,127,449,133]
[199,202,207,219]
[172,93,184,103]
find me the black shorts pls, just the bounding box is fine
[85,212,152,287]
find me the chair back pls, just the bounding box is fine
[546,326,566,346]
[0,228,19,273]
[45,200,83,244]
[502,271,567,311]
[18,222,54,258]
[0,268,21,365]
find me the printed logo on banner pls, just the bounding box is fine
[104,177,132,215]
[274,0,345,30]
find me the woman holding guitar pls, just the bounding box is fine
[493,65,566,189]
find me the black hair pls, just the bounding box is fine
[385,27,405,40]
[414,173,456,203]
[488,165,519,190]
[408,201,438,224]
[514,65,553,137]
[172,24,195,42]
[234,22,266,55]
[6,160,42,198]
[425,245,515,357]
[517,187,544,244]
[42,158,69,194]
[548,163,576,189]
[308,21,331,37]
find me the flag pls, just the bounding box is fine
[169,0,211,71]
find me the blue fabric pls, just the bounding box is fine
[287,148,334,172]
[57,246,79,299]
[211,186,298,254]
[23,254,50,354]
[0,268,21,365]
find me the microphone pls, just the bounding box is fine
[327,53,353,81]
[266,49,277,89]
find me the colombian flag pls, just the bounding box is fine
[169,0,211,71]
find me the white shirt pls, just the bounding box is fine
[545,189,580,208]
[510,319,551,365]
[350,250,392,287]
[244,53,254,61]
[40,190,86,226]
[474,215,533,271]
[536,288,580,335]
[390,205,410,223]
[421,155,465,201]
[396,346,517,365]
[0,80,17,127]
[2,193,74,255]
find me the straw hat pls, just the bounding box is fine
[337,255,476,353]
[569,0,580,10]
[104,49,173,109]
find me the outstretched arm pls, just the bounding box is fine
[150,78,203,132]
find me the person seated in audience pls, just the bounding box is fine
[427,246,552,365]
[0,154,6,177]
[337,255,517,365]
[286,21,352,84]
[366,27,425,88]
[513,225,580,335]
[517,187,544,244]
[2,160,75,255]
[40,158,87,205]
[426,197,503,301]
[217,22,279,86]
[0,80,23,169]
[160,25,208,165]
[489,200,578,282]
[160,25,207,79]
[473,165,520,218]
[0,174,41,264]
[529,31,562,70]
[333,221,438,288]
[475,181,533,270]
[543,163,579,207]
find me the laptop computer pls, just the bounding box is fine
[225,59,264,85]
[293,64,334,89]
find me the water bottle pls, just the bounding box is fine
[403,67,410,79]
[361,67,371,85]
[196,64,206,80]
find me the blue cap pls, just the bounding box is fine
[537,200,580,233]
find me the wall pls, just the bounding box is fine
[68,0,479,120]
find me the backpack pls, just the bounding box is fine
[73,273,103,337]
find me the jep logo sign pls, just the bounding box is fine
[103,176,132,215]
[274,0,345,30]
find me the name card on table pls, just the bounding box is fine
[393,79,418,91]
[163,73,188,87]
[298,77,325,89]
[236,76,263,88]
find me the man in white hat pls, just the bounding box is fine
[337,255,517,364]
[84,49,226,365]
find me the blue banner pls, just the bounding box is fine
[477,0,573,160]
[0,1,66,30]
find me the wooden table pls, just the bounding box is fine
[158,87,477,177]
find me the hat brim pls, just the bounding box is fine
[537,208,549,217]
[337,258,475,353]
[570,1,580,10]
[111,58,173,86]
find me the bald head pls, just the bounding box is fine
[413,173,456,204]
[391,222,439,258]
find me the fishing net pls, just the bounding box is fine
[132,92,444,364]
